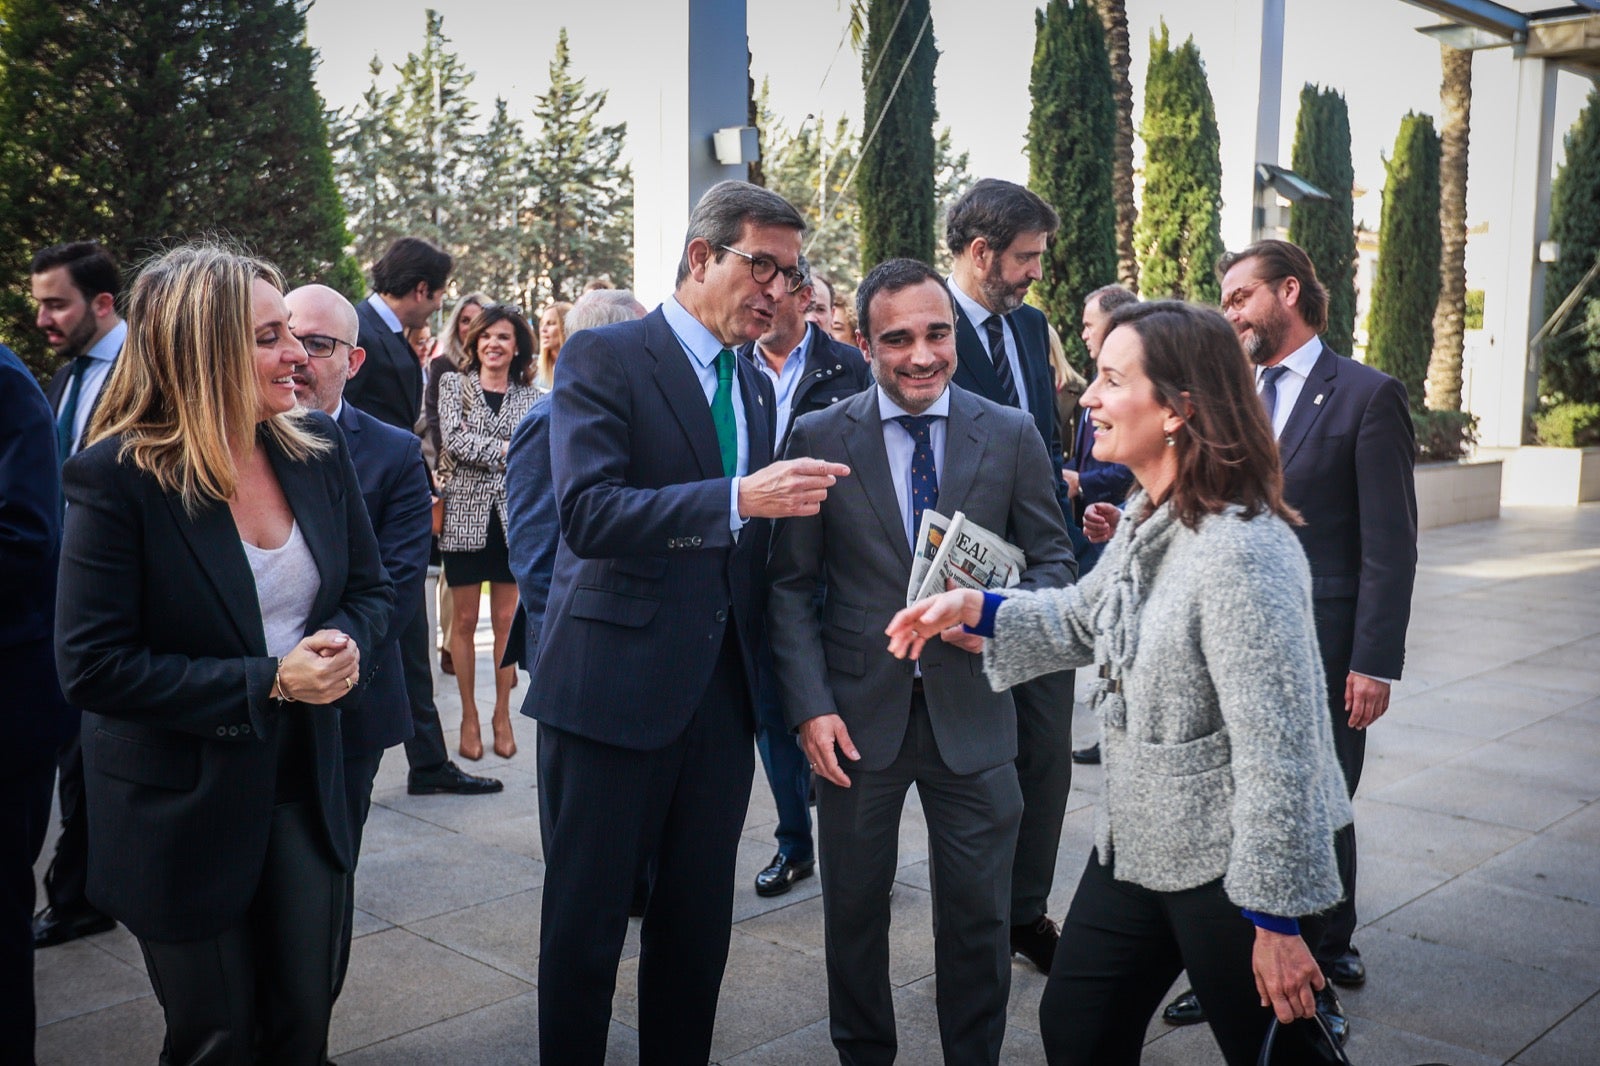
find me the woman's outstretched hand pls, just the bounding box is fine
[885,588,984,660]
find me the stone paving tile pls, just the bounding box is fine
[1379,877,1600,981]
[351,832,544,926]
[1349,850,1458,926]
[354,798,455,854]
[1334,928,1597,1060]
[734,882,938,990]
[1384,690,1564,739]
[1354,797,1531,875]
[329,927,529,1056]
[1442,739,1600,802]
[36,992,165,1066]
[730,836,823,922]
[79,922,146,975]
[407,887,547,984]
[1544,800,1600,846]
[32,939,150,1026]
[1370,761,1592,831]
[1513,990,1600,1066]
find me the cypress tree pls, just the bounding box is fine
[857,0,938,270]
[1540,88,1600,404]
[1028,0,1117,358]
[1366,112,1441,408]
[1288,84,1358,357]
[1135,24,1224,303]
[0,0,356,380]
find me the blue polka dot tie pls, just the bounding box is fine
[894,415,940,542]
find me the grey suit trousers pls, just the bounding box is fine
[818,692,1022,1066]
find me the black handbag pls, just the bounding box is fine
[1257,1014,1353,1066]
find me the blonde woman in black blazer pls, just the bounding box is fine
[55,244,392,1064]
[437,303,543,760]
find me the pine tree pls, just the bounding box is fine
[931,127,973,278]
[385,9,479,251]
[526,28,632,304]
[329,58,410,268]
[1366,112,1441,408]
[1090,0,1138,290]
[758,88,863,285]
[1288,84,1358,357]
[1540,89,1600,405]
[1028,0,1117,356]
[0,0,356,379]
[857,0,938,270]
[1135,25,1224,304]
[1427,47,1473,411]
[457,98,531,303]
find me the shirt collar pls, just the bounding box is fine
[946,275,998,327]
[758,324,811,369]
[366,292,404,334]
[877,385,951,423]
[330,399,345,423]
[1264,334,1322,380]
[662,294,728,370]
[85,319,127,363]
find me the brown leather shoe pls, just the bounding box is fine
[439,649,455,675]
[1010,915,1060,973]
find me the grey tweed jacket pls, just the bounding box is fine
[983,494,1353,917]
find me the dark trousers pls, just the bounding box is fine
[41,732,93,916]
[137,801,345,1066]
[536,632,754,1065]
[1040,852,1312,1066]
[1300,597,1364,965]
[399,590,448,771]
[1,759,56,1063]
[332,748,385,1001]
[754,637,813,862]
[818,693,1022,1066]
[1010,669,1074,925]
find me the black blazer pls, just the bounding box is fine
[739,321,871,455]
[949,296,1077,530]
[1277,343,1418,681]
[55,413,393,942]
[0,346,76,775]
[525,307,776,750]
[337,402,432,756]
[348,297,425,432]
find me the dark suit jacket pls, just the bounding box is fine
[349,297,425,432]
[504,396,563,671]
[524,307,776,750]
[738,321,871,455]
[1278,343,1417,680]
[337,401,432,756]
[1068,407,1134,510]
[0,346,76,775]
[55,414,393,942]
[768,385,1076,775]
[47,348,119,458]
[949,296,1077,532]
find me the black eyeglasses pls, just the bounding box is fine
[719,246,808,294]
[295,333,355,359]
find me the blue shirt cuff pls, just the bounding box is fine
[729,477,746,532]
[961,591,1004,639]
[1241,909,1300,935]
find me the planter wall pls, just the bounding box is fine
[1488,446,1600,506]
[1415,458,1503,530]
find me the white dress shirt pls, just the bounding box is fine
[661,296,750,532]
[1257,334,1322,439]
[948,276,1030,414]
[59,319,126,457]
[877,387,950,548]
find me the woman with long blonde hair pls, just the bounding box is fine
[535,300,572,388]
[56,242,392,1064]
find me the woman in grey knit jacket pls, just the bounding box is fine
[888,302,1352,1066]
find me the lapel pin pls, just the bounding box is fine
[1314,393,1325,406]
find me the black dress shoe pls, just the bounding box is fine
[1326,947,1366,987]
[1315,985,1349,1046]
[1010,914,1061,974]
[1071,743,1101,765]
[32,906,116,949]
[754,852,815,897]
[407,760,504,795]
[1162,989,1205,1026]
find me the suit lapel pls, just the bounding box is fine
[645,311,729,481]
[737,355,773,470]
[938,387,988,514]
[1277,343,1339,471]
[841,387,913,568]
[163,491,266,653]
[950,293,1008,402]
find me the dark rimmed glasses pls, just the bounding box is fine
[719,245,808,293]
[294,333,356,359]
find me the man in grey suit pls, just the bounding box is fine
[768,259,1076,1065]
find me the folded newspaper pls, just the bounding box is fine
[906,509,1026,606]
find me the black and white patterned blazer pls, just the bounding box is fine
[437,370,543,553]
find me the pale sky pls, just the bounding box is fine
[306,0,1591,286]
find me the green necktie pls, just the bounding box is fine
[713,349,737,477]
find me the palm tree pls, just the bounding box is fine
[1091,0,1138,291]
[1427,44,1472,411]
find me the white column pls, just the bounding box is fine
[1218,0,1285,250]
[1479,57,1557,448]
[630,0,751,305]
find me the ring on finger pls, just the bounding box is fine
[344,675,355,691]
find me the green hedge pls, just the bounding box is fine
[1412,408,1477,462]
[1533,401,1600,447]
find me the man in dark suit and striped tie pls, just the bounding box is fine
[28,241,125,950]
[945,179,1079,975]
